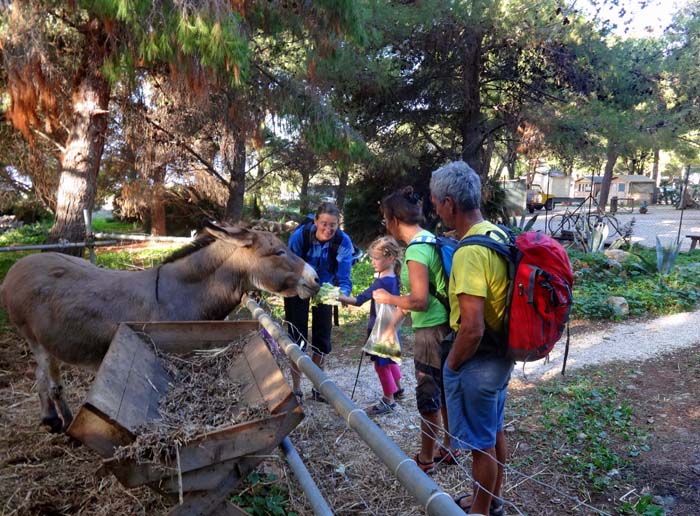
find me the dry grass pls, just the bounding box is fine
[113,343,269,466]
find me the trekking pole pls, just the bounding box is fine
[350,351,365,400]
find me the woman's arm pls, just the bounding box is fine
[372,260,430,312]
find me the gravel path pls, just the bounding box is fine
[511,308,700,382]
[527,204,700,251]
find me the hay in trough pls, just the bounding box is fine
[113,341,270,465]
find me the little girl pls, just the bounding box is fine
[339,236,404,415]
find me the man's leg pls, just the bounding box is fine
[441,405,452,449]
[494,429,507,502]
[471,447,498,515]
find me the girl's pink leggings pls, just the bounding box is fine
[374,362,402,397]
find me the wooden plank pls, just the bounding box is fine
[240,334,297,414]
[105,414,286,488]
[125,321,259,354]
[159,455,262,497]
[67,404,134,458]
[85,325,170,434]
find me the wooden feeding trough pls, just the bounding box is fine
[67,320,303,515]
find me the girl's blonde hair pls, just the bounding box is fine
[368,236,403,286]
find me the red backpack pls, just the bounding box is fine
[459,228,574,373]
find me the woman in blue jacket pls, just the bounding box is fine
[285,201,354,403]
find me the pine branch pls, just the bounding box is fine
[31,128,66,154]
[143,116,229,187]
[415,123,454,161]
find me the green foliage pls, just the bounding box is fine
[95,247,176,270]
[618,494,665,516]
[350,259,376,294]
[0,223,52,280]
[570,249,700,320]
[7,199,53,224]
[230,472,298,516]
[539,376,649,492]
[91,215,143,233]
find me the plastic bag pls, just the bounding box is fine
[363,303,404,363]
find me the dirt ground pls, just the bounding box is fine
[1,315,698,515]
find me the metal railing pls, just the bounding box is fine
[244,297,463,516]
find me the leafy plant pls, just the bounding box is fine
[539,376,649,492]
[655,236,681,276]
[586,221,609,253]
[570,248,700,320]
[618,493,665,515]
[505,213,538,234]
[230,472,298,516]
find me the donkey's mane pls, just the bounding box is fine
[162,232,217,264]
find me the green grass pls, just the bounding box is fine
[91,214,143,233]
[537,375,651,494]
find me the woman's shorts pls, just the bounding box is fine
[413,323,451,415]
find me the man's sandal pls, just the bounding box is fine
[394,388,405,400]
[434,446,462,466]
[413,453,436,475]
[453,494,504,516]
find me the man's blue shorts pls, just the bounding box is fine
[443,353,514,450]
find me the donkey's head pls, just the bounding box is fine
[203,222,320,299]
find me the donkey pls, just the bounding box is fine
[0,222,320,433]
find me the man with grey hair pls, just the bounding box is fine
[430,161,513,516]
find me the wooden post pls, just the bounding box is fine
[83,209,96,264]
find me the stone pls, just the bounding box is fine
[604,249,637,263]
[605,296,630,316]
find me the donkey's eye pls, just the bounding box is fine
[275,249,287,256]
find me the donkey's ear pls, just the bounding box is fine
[204,221,255,246]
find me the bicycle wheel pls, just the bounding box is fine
[586,213,603,232]
[548,213,573,235]
[605,215,623,238]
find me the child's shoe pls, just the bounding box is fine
[367,399,396,415]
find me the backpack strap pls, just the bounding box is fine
[407,236,449,311]
[456,228,515,355]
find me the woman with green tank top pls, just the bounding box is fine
[372,187,458,475]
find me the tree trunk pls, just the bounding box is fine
[597,141,619,212]
[150,165,167,236]
[505,135,517,180]
[47,21,110,254]
[223,124,247,223]
[651,147,660,204]
[481,136,495,179]
[335,166,349,211]
[299,169,311,215]
[460,29,484,176]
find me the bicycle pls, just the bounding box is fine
[547,196,597,236]
[548,196,631,244]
